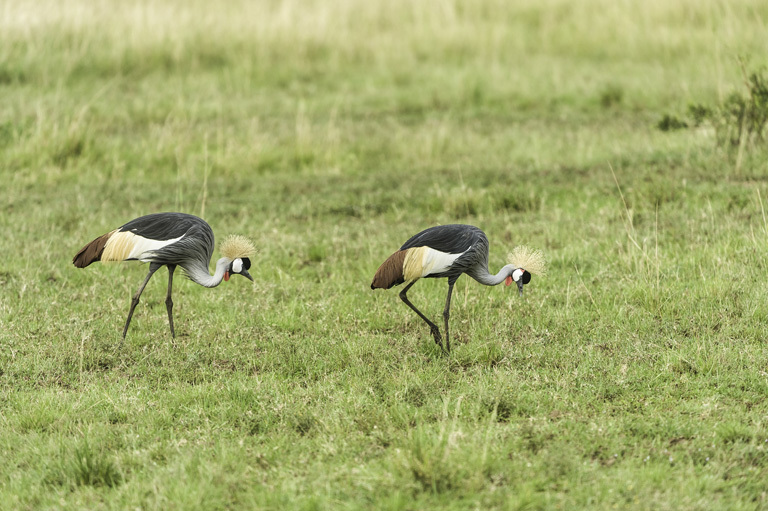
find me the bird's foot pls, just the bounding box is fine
[430,327,447,353]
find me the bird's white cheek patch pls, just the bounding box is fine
[512,269,524,282]
[232,258,243,273]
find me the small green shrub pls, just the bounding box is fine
[715,70,768,146]
[659,62,768,149]
[687,103,713,126]
[656,114,688,132]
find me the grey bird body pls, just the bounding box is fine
[371,224,529,353]
[399,224,504,284]
[73,212,253,341]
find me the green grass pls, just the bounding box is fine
[2,0,768,509]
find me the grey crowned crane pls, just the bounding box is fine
[72,212,255,342]
[371,224,545,353]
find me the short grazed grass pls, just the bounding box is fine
[1,0,768,509]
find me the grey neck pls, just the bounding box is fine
[469,263,516,286]
[187,258,230,288]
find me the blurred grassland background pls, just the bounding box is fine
[1,0,768,509]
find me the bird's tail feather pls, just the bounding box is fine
[371,249,407,289]
[72,230,115,268]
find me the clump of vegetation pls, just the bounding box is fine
[599,84,624,109]
[659,62,768,149]
[48,440,123,489]
[656,114,688,132]
[714,68,768,146]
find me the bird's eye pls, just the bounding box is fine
[232,258,243,273]
[512,269,524,282]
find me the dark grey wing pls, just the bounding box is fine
[400,224,484,254]
[122,213,215,268]
[119,212,202,240]
[152,224,215,268]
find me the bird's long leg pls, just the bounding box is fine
[443,280,456,353]
[121,263,161,345]
[165,264,176,339]
[399,281,446,353]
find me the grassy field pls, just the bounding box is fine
[2,0,768,509]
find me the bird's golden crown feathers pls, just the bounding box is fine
[508,246,547,276]
[220,235,256,260]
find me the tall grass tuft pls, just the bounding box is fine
[49,439,123,489]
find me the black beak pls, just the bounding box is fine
[241,269,254,282]
[516,279,524,296]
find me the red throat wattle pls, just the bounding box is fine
[224,271,230,282]
[505,275,513,287]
